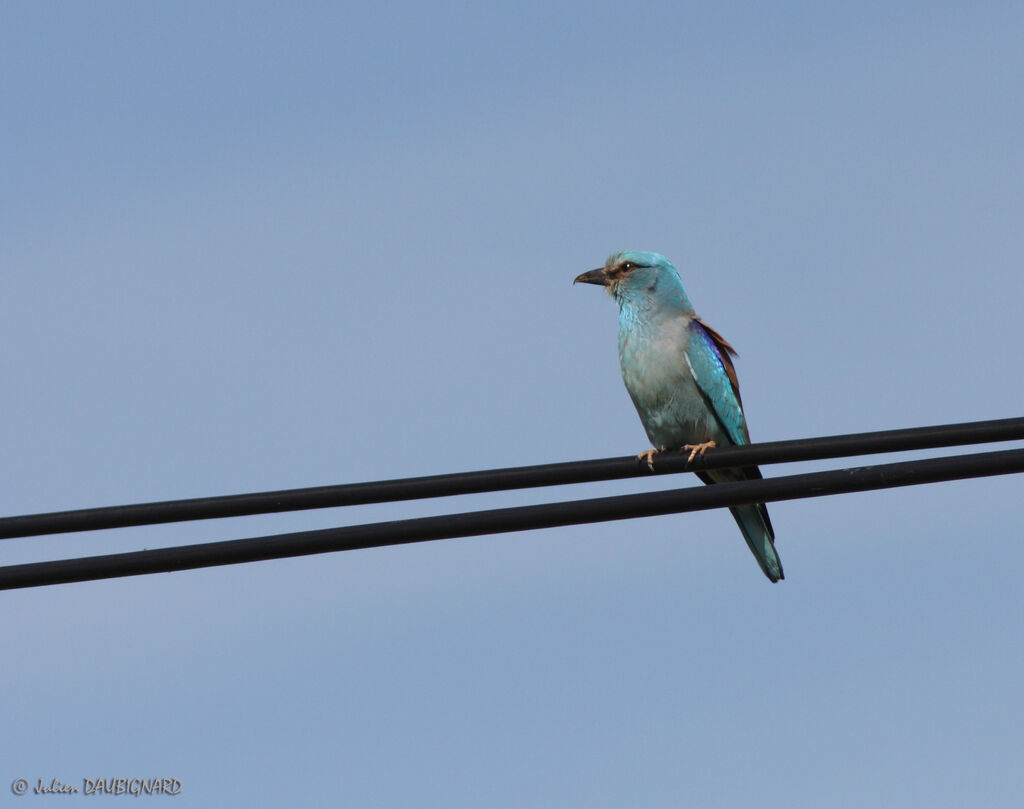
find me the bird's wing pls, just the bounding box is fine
[685,318,750,446]
[687,319,778,574]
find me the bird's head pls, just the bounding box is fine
[574,251,693,313]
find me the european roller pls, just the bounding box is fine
[575,251,784,582]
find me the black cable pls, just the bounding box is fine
[1,416,1023,541]
[1,446,1022,591]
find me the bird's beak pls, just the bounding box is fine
[573,267,608,286]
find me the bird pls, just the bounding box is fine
[574,250,784,582]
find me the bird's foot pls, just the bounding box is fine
[682,440,717,464]
[636,447,665,471]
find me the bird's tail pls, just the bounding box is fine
[699,467,784,582]
[728,503,784,583]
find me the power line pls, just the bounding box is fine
[1,445,1022,591]
[2,416,1023,541]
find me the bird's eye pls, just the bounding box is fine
[621,262,634,272]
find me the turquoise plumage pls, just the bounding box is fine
[575,250,784,582]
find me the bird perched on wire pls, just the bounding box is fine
[574,250,784,582]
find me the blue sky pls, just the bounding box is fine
[3,2,1023,806]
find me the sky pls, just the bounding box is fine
[2,1,1023,806]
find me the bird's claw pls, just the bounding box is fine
[682,440,717,464]
[636,448,663,471]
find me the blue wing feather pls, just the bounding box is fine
[686,318,783,581]
[685,319,748,447]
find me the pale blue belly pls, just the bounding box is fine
[619,334,726,450]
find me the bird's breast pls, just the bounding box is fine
[618,315,720,448]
